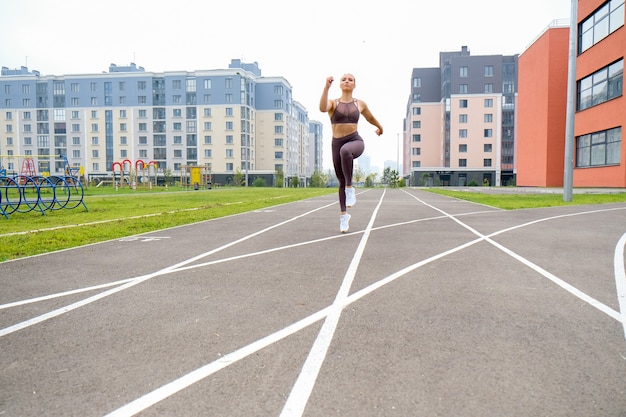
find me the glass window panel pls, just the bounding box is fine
[591,144,606,165]
[594,16,610,42]
[607,140,621,164]
[591,132,605,144]
[592,80,607,105]
[611,3,625,31]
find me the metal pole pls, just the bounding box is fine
[563,0,578,202]
[396,133,399,174]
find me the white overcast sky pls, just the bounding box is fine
[0,0,572,172]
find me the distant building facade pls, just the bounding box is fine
[404,46,518,186]
[0,59,323,186]
[518,0,625,187]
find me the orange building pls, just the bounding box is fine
[517,0,625,187]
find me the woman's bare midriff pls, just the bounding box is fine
[332,123,358,139]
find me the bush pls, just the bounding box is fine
[252,177,266,187]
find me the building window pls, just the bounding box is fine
[484,159,492,167]
[577,59,623,111]
[204,149,212,158]
[459,99,468,108]
[275,138,284,146]
[484,98,493,107]
[484,65,494,77]
[412,148,421,155]
[413,121,421,128]
[459,129,468,138]
[412,134,421,142]
[412,161,421,168]
[484,144,492,152]
[579,0,625,53]
[459,144,467,153]
[173,136,182,144]
[413,107,421,115]
[484,83,493,93]
[226,135,234,144]
[174,149,183,158]
[459,159,467,167]
[275,151,283,159]
[484,129,493,138]
[204,135,212,144]
[413,77,421,88]
[459,84,468,94]
[459,114,468,123]
[460,66,468,77]
[576,126,621,167]
[484,114,493,123]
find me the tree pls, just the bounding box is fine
[381,167,392,185]
[390,169,399,188]
[365,173,377,187]
[275,169,284,188]
[353,166,365,185]
[310,170,328,188]
[164,168,173,186]
[233,168,245,186]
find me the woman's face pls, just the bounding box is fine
[340,73,356,90]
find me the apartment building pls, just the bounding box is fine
[0,59,323,186]
[518,0,624,187]
[404,46,518,187]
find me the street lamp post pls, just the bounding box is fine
[563,0,578,202]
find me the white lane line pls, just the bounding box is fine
[280,190,385,417]
[405,190,625,324]
[614,233,626,339]
[4,212,499,310]
[104,304,335,417]
[0,201,337,338]
[0,278,135,310]
[102,200,626,417]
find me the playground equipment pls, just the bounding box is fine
[180,164,212,190]
[0,154,87,219]
[111,159,157,190]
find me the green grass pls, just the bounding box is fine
[424,187,626,209]
[0,186,334,262]
[2,185,625,262]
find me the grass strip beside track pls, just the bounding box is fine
[0,187,334,262]
[424,188,626,210]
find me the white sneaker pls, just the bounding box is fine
[339,213,351,233]
[345,187,356,207]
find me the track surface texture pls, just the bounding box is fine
[1,188,625,417]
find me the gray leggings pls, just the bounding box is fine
[332,131,364,212]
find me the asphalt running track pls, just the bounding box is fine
[1,188,625,417]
